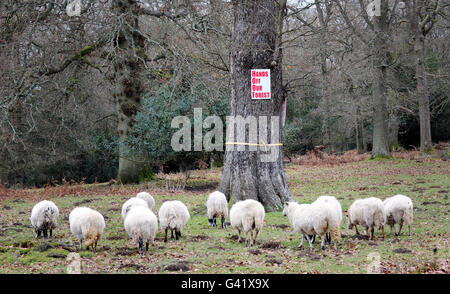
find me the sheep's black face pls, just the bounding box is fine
[282,203,289,216]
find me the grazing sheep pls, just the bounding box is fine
[158,200,190,242]
[124,206,158,255]
[121,197,148,220]
[312,195,343,244]
[136,192,156,212]
[347,197,386,240]
[30,200,59,239]
[383,194,413,236]
[69,207,105,252]
[206,191,228,229]
[283,201,340,250]
[229,199,265,246]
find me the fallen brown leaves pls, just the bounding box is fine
[291,150,370,166]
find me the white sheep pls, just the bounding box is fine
[313,195,343,224]
[229,199,265,246]
[30,200,59,239]
[283,201,341,250]
[158,200,190,242]
[206,191,228,229]
[383,194,413,236]
[312,195,343,244]
[121,197,148,220]
[136,191,156,212]
[124,206,158,255]
[347,197,386,240]
[69,207,106,252]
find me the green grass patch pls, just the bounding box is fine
[0,159,448,273]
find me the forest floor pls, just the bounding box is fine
[0,150,449,273]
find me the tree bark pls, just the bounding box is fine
[407,0,436,152]
[219,0,292,212]
[415,33,432,152]
[315,0,332,152]
[371,0,391,158]
[355,105,365,154]
[113,0,147,183]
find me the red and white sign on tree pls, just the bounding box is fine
[251,69,271,100]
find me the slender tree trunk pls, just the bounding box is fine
[371,0,391,158]
[355,104,365,154]
[408,0,434,152]
[315,0,331,152]
[415,33,432,152]
[347,76,364,154]
[219,0,292,211]
[388,115,399,151]
[320,59,331,151]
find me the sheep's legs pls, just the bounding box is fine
[43,229,48,239]
[49,229,53,238]
[304,234,313,250]
[35,230,41,238]
[408,225,411,236]
[79,240,83,251]
[253,229,260,245]
[146,242,149,252]
[310,235,316,244]
[396,221,403,236]
[298,235,304,248]
[237,229,241,243]
[325,232,331,245]
[249,230,254,246]
[171,229,175,239]
[354,225,360,235]
[320,235,326,250]
[221,216,226,229]
[164,228,168,242]
[175,230,181,240]
[370,227,375,240]
[138,238,144,255]
[380,225,385,240]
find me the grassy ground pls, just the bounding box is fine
[0,157,448,273]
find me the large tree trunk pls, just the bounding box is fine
[219,0,292,211]
[113,0,147,183]
[371,0,391,158]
